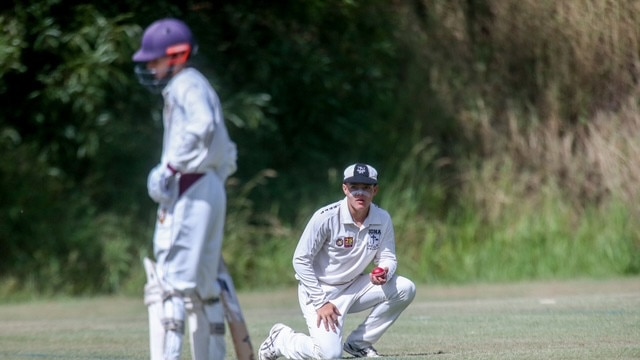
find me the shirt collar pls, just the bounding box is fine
[339,197,381,226]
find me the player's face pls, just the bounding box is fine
[146,56,173,80]
[343,183,378,210]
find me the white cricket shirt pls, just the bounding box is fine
[161,68,237,179]
[293,197,398,309]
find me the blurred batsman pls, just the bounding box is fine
[132,18,238,360]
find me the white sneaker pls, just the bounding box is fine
[343,342,381,358]
[259,323,287,360]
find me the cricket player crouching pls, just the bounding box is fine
[259,164,416,359]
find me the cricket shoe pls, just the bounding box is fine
[343,342,381,358]
[259,323,288,360]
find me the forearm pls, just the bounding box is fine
[293,256,328,309]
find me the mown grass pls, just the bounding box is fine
[0,278,638,359]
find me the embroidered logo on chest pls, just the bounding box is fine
[367,229,381,250]
[335,236,354,248]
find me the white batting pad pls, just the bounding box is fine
[143,258,165,360]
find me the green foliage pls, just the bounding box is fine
[0,15,27,81]
[1,0,640,298]
[392,185,639,284]
[188,0,405,216]
[220,169,299,289]
[0,3,153,295]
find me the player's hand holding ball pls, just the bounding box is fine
[370,266,388,285]
[147,163,178,206]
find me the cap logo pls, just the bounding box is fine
[343,163,378,184]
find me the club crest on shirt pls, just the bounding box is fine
[367,229,381,250]
[344,237,354,248]
[336,236,354,248]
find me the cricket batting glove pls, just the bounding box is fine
[147,164,178,206]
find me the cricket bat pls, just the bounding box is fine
[219,260,255,360]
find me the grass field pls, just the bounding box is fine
[0,277,638,359]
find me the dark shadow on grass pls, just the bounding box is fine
[342,350,447,358]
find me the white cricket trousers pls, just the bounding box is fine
[154,171,226,300]
[279,274,416,360]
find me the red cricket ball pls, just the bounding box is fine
[372,267,386,277]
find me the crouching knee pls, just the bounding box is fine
[313,343,344,360]
[396,276,417,303]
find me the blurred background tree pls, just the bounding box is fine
[0,0,638,298]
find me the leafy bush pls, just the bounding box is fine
[2,1,640,299]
